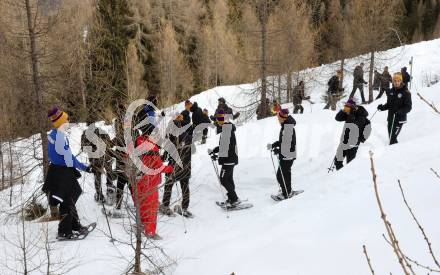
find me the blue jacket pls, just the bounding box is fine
[48,129,88,171]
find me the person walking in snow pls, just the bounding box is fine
[201,108,211,144]
[81,125,115,204]
[256,98,272,120]
[293,81,309,114]
[324,69,343,110]
[333,99,370,170]
[133,128,173,240]
[272,99,281,115]
[160,113,193,217]
[211,97,240,133]
[349,63,368,104]
[377,72,412,145]
[268,109,298,200]
[376,66,392,100]
[43,107,94,240]
[401,66,411,87]
[373,69,381,91]
[208,110,241,207]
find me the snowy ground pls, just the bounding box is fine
[1,39,440,275]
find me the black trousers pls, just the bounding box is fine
[376,87,389,99]
[162,178,190,210]
[220,165,238,202]
[388,119,404,145]
[350,84,366,102]
[115,174,129,209]
[59,194,81,234]
[294,104,304,114]
[276,159,294,198]
[334,147,358,170]
[91,158,114,196]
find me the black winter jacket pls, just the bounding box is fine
[379,85,412,123]
[335,106,369,147]
[167,120,192,181]
[190,102,204,126]
[272,115,297,160]
[213,122,238,165]
[353,65,366,85]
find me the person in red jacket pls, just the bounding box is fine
[133,134,173,240]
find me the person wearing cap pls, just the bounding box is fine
[376,66,392,100]
[333,99,370,170]
[324,69,344,110]
[377,72,412,145]
[269,109,297,200]
[349,63,368,104]
[182,100,193,129]
[43,107,93,240]
[211,97,240,133]
[208,110,241,207]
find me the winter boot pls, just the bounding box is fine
[105,186,116,206]
[181,209,194,218]
[147,233,162,240]
[159,204,175,217]
[49,206,60,220]
[57,232,79,240]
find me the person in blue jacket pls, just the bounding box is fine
[43,107,93,240]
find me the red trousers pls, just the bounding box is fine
[132,175,159,236]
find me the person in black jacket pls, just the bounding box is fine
[182,100,192,128]
[208,109,240,207]
[293,81,310,114]
[349,63,368,104]
[333,99,370,170]
[324,69,343,110]
[210,97,240,134]
[401,67,411,87]
[160,114,193,217]
[269,109,297,200]
[189,101,205,141]
[377,72,412,145]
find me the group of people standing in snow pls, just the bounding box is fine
[42,62,412,241]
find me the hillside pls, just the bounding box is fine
[1,39,440,275]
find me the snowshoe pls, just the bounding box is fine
[101,207,124,218]
[159,205,176,217]
[215,201,253,211]
[174,205,194,218]
[57,232,80,241]
[146,233,162,240]
[271,190,304,202]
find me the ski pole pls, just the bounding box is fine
[100,198,115,243]
[389,114,396,145]
[209,155,230,218]
[327,158,335,173]
[269,148,281,193]
[369,109,379,121]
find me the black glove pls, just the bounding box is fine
[85,166,94,174]
[377,104,384,111]
[364,81,368,84]
[161,110,166,117]
[210,154,218,161]
[273,148,281,155]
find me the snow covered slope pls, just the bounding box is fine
[1,39,440,275]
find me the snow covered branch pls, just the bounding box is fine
[398,180,440,269]
[431,168,440,182]
[368,151,413,275]
[417,93,440,115]
[363,245,376,275]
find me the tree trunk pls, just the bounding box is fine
[9,141,13,207]
[286,71,292,103]
[0,142,4,191]
[368,51,375,103]
[259,0,268,117]
[339,58,345,90]
[277,75,281,103]
[25,0,49,175]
